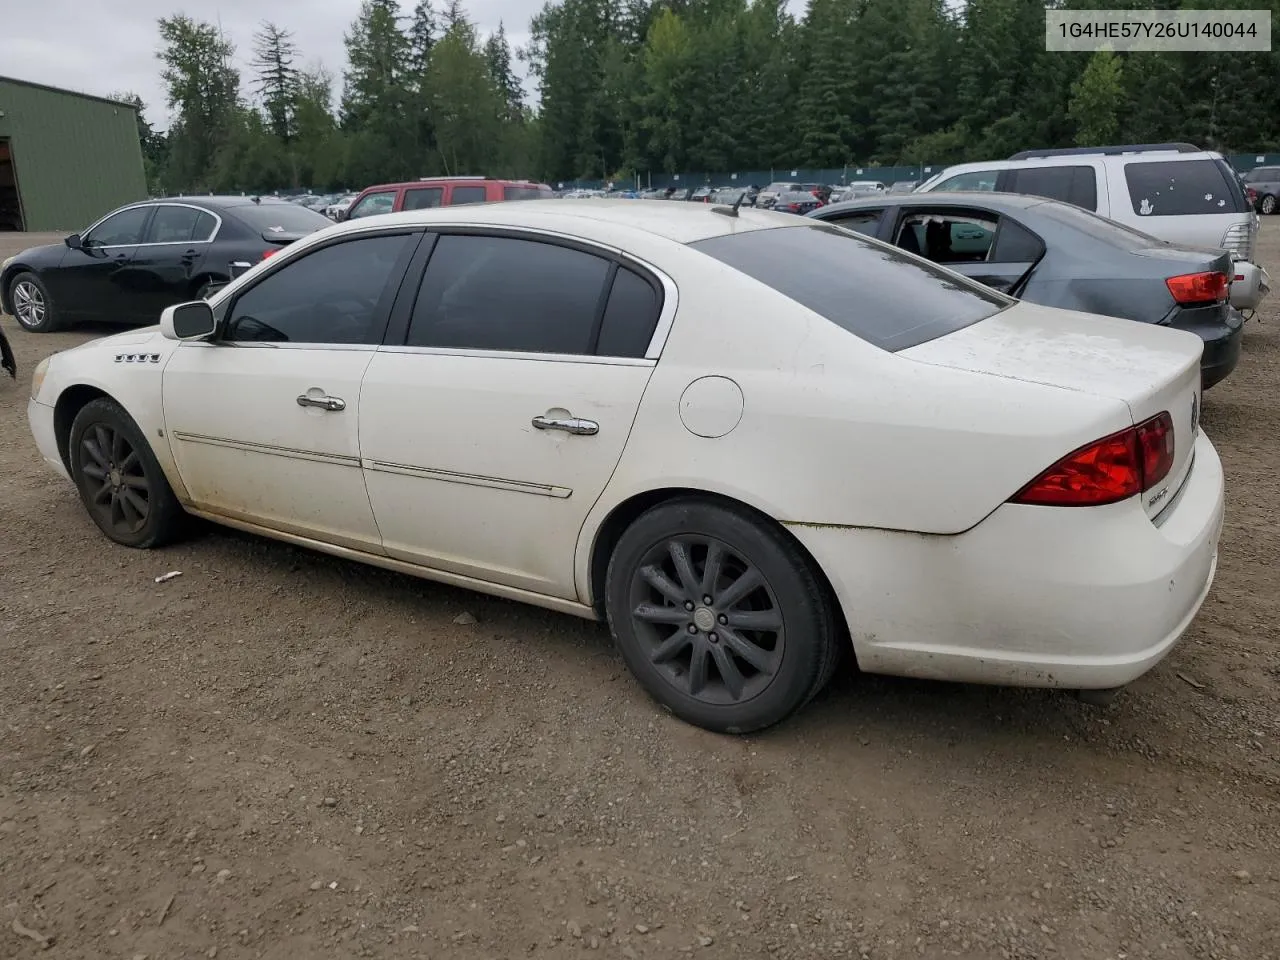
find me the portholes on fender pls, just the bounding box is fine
[678,376,744,438]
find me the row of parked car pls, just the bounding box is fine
[0,145,1270,396]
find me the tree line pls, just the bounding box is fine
[123,0,1280,195]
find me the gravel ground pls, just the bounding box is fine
[1,225,1278,960]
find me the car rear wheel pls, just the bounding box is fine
[8,272,60,333]
[69,398,186,548]
[1261,194,1277,215]
[605,498,839,733]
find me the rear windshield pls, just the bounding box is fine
[1123,159,1249,216]
[765,182,798,193]
[503,185,552,201]
[229,202,331,233]
[1036,200,1163,248]
[691,223,1010,352]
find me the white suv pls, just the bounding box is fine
[915,143,1269,311]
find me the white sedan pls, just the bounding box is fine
[26,200,1225,733]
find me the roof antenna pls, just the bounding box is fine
[711,189,746,219]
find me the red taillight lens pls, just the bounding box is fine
[1246,186,1258,204]
[1011,412,1175,507]
[1166,271,1228,304]
[262,248,280,261]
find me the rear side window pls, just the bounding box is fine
[147,205,210,243]
[503,186,551,201]
[406,234,610,354]
[596,267,662,358]
[1124,160,1247,216]
[991,219,1045,262]
[691,224,1009,352]
[1006,166,1098,211]
[450,186,487,205]
[404,187,443,210]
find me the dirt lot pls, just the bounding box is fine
[1,226,1278,960]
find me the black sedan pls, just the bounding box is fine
[773,190,824,215]
[808,192,1244,389]
[0,196,331,333]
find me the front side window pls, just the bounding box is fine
[894,213,997,263]
[691,224,1009,353]
[147,205,214,244]
[85,206,151,246]
[224,234,413,345]
[932,170,1000,193]
[347,191,397,220]
[1124,159,1248,216]
[406,234,611,354]
[450,186,488,205]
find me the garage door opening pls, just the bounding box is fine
[0,140,25,231]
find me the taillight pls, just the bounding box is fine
[262,248,279,261]
[1246,186,1258,205]
[1011,412,1175,507]
[1166,271,1228,305]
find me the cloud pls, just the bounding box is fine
[2,0,541,130]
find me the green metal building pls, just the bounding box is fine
[0,76,147,233]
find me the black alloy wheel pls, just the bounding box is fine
[606,498,839,733]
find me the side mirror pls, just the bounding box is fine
[160,300,217,341]
[65,234,83,250]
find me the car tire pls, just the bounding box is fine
[7,271,61,333]
[68,397,186,549]
[605,497,839,734]
[1261,194,1277,215]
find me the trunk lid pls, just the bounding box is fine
[902,302,1203,520]
[261,230,312,247]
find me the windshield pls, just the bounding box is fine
[691,223,1009,352]
[231,203,332,234]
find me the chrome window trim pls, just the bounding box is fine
[84,201,223,249]
[377,344,656,367]
[179,341,380,353]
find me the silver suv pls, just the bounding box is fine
[916,143,1268,311]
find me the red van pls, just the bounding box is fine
[343,176,554,220]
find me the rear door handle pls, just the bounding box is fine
[297,394,346,412]
[532,415,598,435]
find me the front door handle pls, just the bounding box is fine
[532,415,598,436]
[297,394,346,412]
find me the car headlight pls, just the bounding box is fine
[30,356,50,401]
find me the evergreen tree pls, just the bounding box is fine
[156,15,241,191]
[1069,49,1124,146]
[252,21,298,142]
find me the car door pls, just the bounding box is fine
[359,230,666,599]
[57,204,153,321]
[127,204,219,323]
[162,228,423,551]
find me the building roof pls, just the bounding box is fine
[0,76,140,111]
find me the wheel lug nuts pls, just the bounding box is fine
[718,614,728,625]
[684,601,695,611]
[687,624,697,634]
[702,595,713,605]
[709,633,719,643]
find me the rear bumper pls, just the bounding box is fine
[1166,304,1244,390]
[1229,259,1270,311]
[787,431,1225,690]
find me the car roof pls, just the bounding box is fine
[358,178,550,191]
[325,198,796,244]
[929,150,1224,178]
[139,196,303,211]
[814,192,1053,217]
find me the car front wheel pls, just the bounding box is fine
[69,398,186,548]
[1261,194,1277,215]
[8,272,60,332]
[605,498,839,733]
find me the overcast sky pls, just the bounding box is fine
[1,1,540,130]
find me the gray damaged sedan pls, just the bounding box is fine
[809,192,1244,389]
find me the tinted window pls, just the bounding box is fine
[86,206,151,246]
[407,234,610,354]
[225,234,411,344]
[230,202,331,233]
[194,211,218,240]
[404,187,444,210]
[932,170,1000,192]
[827,211,883,236]
[347,191,397,220]
[450,186,487,205]
[147,205,207,243]
[991,218,1045,262]
[597,267,661,357]
[1124,160,1246,216]
[691,224,1008,352]
[1006,165,1098,211]
[503,186,551,201]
